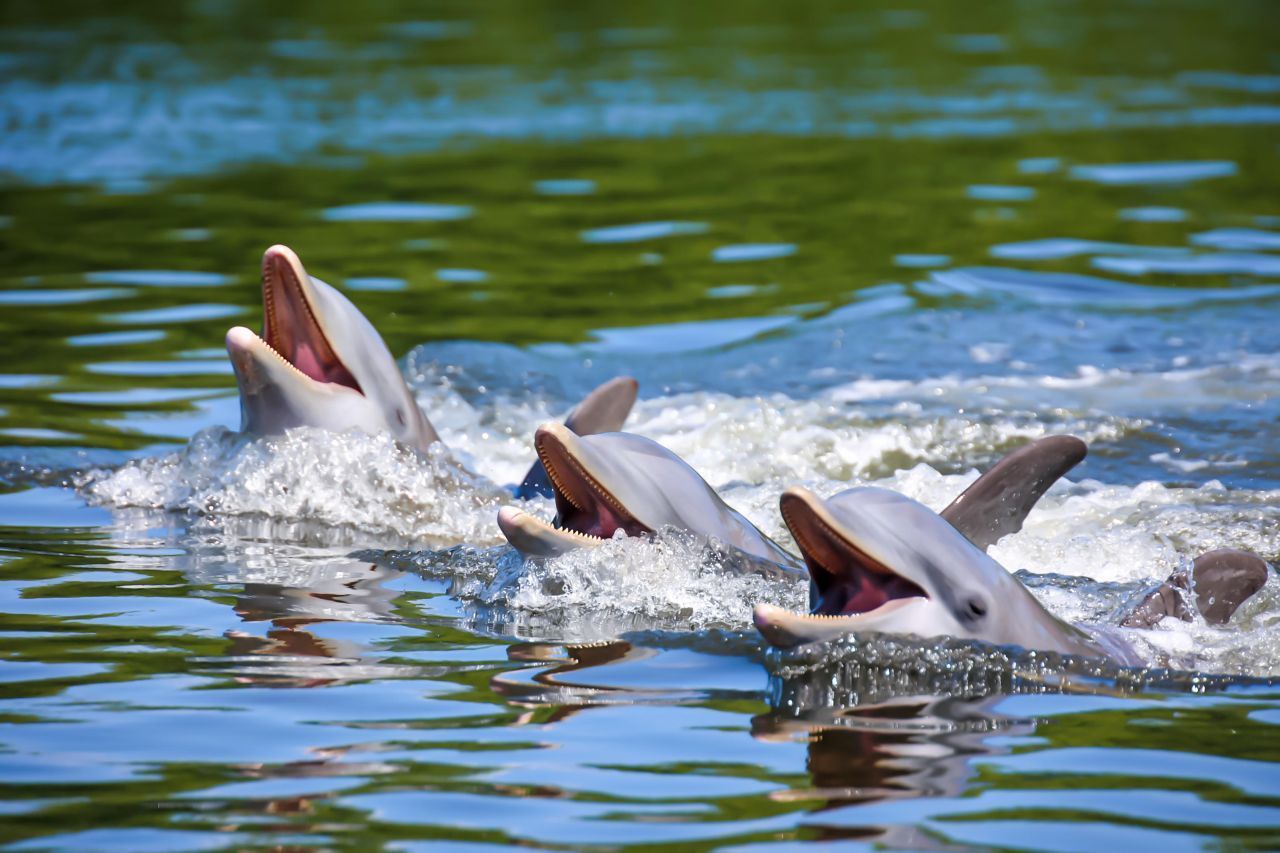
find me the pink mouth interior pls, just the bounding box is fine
[787,507,928,616]
[263,257,363,393]
[555,491,638,539]
[813,565,926,616]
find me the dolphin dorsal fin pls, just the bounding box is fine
[940,435,1086,551]
[563,376,639,437]
[514,376,639,500]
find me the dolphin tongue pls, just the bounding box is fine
[292,340,329,382]
[290,338,360,388]
[780,489,928,616]
[822,575,893,615]
[566,501,625,539]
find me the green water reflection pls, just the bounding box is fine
[5,126,1279,452]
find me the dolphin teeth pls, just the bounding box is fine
[255,332,326,385]
[539,449,585,512]
[547,516,606,542]
[562,527,605,542]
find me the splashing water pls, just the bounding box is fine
[77,349,1280,676]
[79,426,514,545]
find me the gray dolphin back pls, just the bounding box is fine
[940,435,1087,552]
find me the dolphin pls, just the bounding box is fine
[496,423,803,576]
[224,245,638,488]
[753,486,1140,662]
[766,433,1089,637]
[755,484,1270,663]
[824,433,1087,607]
[226,244,441,452]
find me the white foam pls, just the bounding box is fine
[826,354,1280,415]
[468,530,807,634]
[79,426,516,545]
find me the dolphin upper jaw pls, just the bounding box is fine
[523,423,654,546]
[535,423,644,526]
[258,245,363,393]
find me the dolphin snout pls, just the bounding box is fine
[225,326,268,392]
[225,325,258,354]
[752,604,804,649]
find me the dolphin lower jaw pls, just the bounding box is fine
[226,325,356,394]
[753,599,928,649]
[497,507,599,557]
[259,245,362,394]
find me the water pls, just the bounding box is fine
[3,0,1280,849]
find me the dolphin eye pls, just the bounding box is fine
[961,596,988,622]
[395,408,407,427]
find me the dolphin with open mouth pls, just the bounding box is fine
[496,422,803,575]
[226,245,441,452]
[755,485,1127,659]
[499,423,1092,575]
[754,484,1269,663]
[225,245,638,490]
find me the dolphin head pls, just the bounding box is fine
[497,422,796,567]
[225,245,439,452]
[755,486,1093,655]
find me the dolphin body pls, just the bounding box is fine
[497,423,803,577]
[225,245,638,491]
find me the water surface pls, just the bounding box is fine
[2,1,1280,850]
